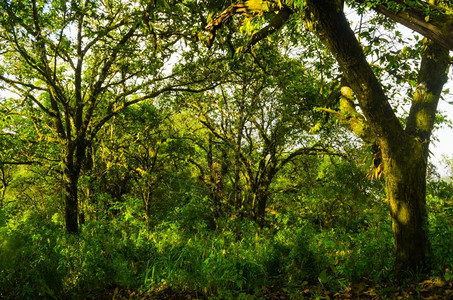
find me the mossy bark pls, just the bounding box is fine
[62,139,87,234]
[381,137,430,272]
[64,171,79,234]
[253,177,271,227]
[63,153,81,234]
[306,0,449,275]
[390,36,450,272]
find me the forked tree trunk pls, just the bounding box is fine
[306,0,449,275]
[252,170,274,227]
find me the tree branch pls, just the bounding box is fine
[306,0,404,146]
[353,0,453,51]
[91,83,221,137]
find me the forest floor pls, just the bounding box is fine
[91,278,453,299]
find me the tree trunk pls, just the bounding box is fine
[382,137,430,272]
[0,165,8,209]
[254,184,269,227]
[355,0,453,51]
[388,34,450,273]
[142,188,152,223]
[63,163,80,233]
[234,118,246,213]
[306,0,449,275]
[207,135,222,218]
[62,140,86,233]
[252,165,276,227]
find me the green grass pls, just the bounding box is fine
[1,191,453,299]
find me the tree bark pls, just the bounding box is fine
[63,156,80,234]
[206,0,453,51]
[251,152,278,227]
[62,138,87,233]
[253,179,270,228]
[382,135,430,272]
[388,36,449,271]
[306,0,449,274]
[207,135,223,218]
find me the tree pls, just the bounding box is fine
[176,34,342,226]
[204,0,450,274]
[86,102,182,223]
[0,0,214,233]
[306,0,449,275]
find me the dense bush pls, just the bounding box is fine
[1,178,453,298]
[0,201,384,298]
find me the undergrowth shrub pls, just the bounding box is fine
[2,186,453,299]
[428,191,453,278]
[0,210,65,299]
[143,218,268,298]
[341,218,394,282]
[0,208,157,299]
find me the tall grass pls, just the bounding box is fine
[1,190,453,299]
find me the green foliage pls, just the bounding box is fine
[1,0,453,297]
[2,180,453,298]
[0,188,396,298]
[0,207,156,298]
[428,181,453,278]
[0,210,65,299]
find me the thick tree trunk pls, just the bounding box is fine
[63,163,80,233]
[252,166,276,227]
[62,140,86,233]
[253,184,269,227]
[306,0,448,275]
[388,35,449,273]
[381,137,430,272]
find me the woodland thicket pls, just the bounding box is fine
[1,0,453,298]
